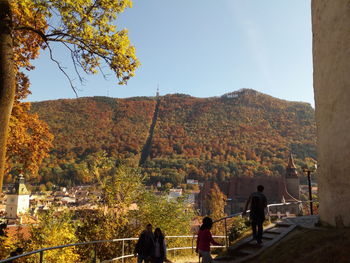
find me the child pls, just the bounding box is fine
[196,217,222,263]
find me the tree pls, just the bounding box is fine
[86,151,114,184]
[76,165,145,261]
[206,183,227,234]
[134,192,196,253]
[6,101,53,179]
[0,221,16,261]
[21,209,80,263]
[136,192,195,236]
[5,40,53,180]
[100,165,144,214]
[77,166,196,261]
[0,0,139,191]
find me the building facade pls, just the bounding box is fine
[197,154,301,216]
[6,174,30,219]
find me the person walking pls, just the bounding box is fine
[135,224,155,263]
[243,185,267,245]
[153,227,167,263]
[196,217,222,263]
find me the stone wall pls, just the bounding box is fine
[312,0,350,227]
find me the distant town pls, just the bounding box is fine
[0,154,318,228]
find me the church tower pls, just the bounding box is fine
[285,153,300,200]
[6,174,30,219]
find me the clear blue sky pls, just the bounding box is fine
[27,0,314,106]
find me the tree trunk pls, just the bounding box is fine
[0,0,15,193]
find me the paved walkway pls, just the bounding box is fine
[212,215,320,263]
[283,215,319,228]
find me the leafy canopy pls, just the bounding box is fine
[24,210,80,263]
[4,1,53,180]
[4,0,139,180]
[13,0,139,89]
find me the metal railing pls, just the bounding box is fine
[267,200,318,219]
[212,200,317,249]
[0,201,313,263]
[213,212,243,249]
[102,235,225,263]
[0,235,226,263]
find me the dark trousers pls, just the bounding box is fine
[153,257,164,263]
[251,219,264,243]
[137,254,152,263]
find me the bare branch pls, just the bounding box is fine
[73,45,87,75]
[46,43,78,97]
[98,64,108,80]
[47,36,115,73]
[60,41,84,84]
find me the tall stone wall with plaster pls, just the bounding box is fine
[312,0,350,226]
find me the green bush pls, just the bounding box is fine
[228,217,250,243]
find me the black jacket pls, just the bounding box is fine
[249,191,267,221]
[135,231,155,256]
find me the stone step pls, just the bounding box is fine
[236,249,255,255]
[215,250,251,262]
[264,229,282,235]
[276,222,293,228]
[240,242,263,250]
[216,219,299,263]
[261,235,274,240]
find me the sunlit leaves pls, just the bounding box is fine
[12,0,139,86]
[6,0,139,180]
[7,101,53,178]
[4,2,53,179]
[24,210,80,263]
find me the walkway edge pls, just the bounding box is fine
[235,224,297,263]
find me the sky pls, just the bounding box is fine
[26,0,314,106]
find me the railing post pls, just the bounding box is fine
[307,170,314,215]
[224,218,228,248]
[122,240,125,263]
[39,251,44,263]
[93,243,97,263]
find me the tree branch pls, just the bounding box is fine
[14,26,47,41]
[46,43,78,97]
[60,41,85,84]
[76,0,99,29]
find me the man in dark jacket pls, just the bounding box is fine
[243,185,267,244]
[135,224,155,263]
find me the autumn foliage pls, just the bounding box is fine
[31,89,316,187]
[4,1,53,181]
[1,0,140,185]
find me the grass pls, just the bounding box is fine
[166,249,224,263]
[166,254,199,263]
[245,226,350,263]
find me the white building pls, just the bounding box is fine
[168,188,182,200]
[6,174,30,219]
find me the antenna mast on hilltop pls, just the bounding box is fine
[156,83,160,97]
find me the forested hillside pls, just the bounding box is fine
[31,89,316,187]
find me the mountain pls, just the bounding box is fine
[31,89,316,187]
